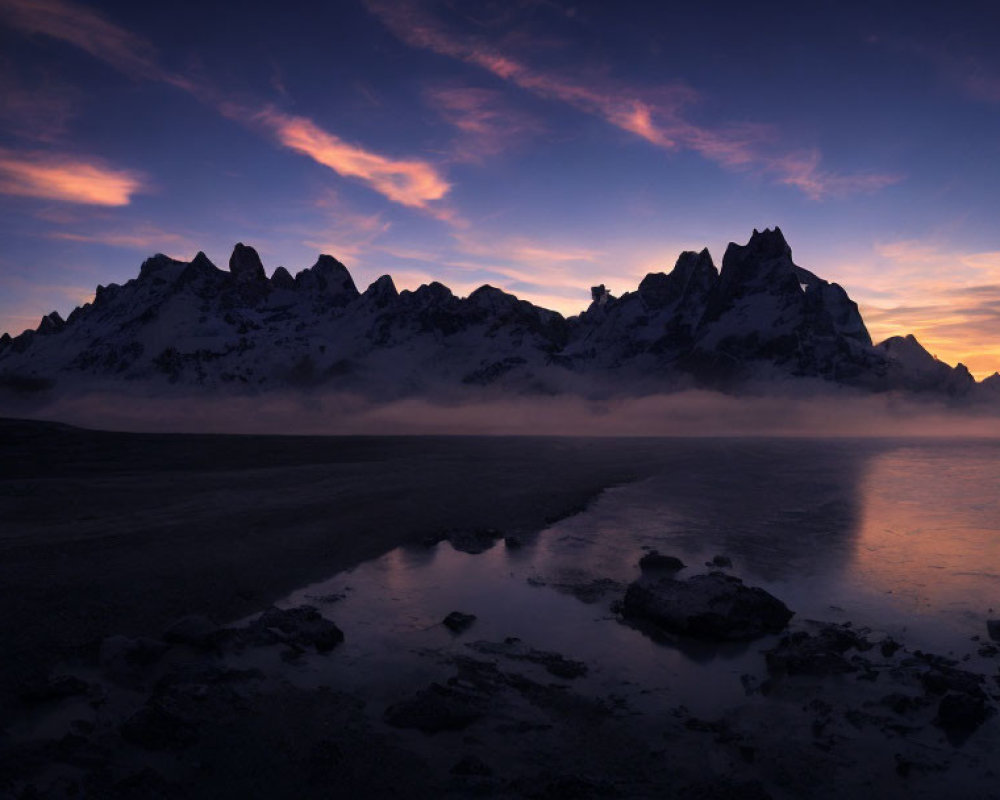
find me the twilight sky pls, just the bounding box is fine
[1,0,999,376]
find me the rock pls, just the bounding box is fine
[707,555,732,568]
[987,619,1000,642]
[229,242,266,283]
[445,528,501,554]
[504,534,524,549]
[639,551,685,572]
[623,572,793,641]
[880,637,902,657]
[100,636,169,685]
[270,265,296,289]
[467,639,588,679]
[384,683,483,733]
[934,692,993,738]
[765,624,873,676]
[162,615,220,649]
[443,611,477,634]
[253,605,344,652]
[919,663,984,697]
[120,702,198,751]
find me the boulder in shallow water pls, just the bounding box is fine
[623,572,793,641]
[443,611,477,633]
[384,683,484,733]
[639,551,686,573]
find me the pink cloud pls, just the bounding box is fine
[426,86,544,162]
[48,223,194,251]
[367,0,900,198]
[0,148,144,206]
[240,107,451,212]
[768,150,903,200]
[0,0,190,89]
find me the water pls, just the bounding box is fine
[269,437,1000,717]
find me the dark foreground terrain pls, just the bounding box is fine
[2,421,999,798]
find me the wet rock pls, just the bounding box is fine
[934,691,993,739]
[100,636,169,685]
[119,702,198,751]
[450,754,493,776]
[504,534,524,549]
[443,611,477,634]
[384,683,484,733]
[918,663,984,697]
[880,693,931,715]
[445,528,502,554]
[987,619,1000,642]
[467,638,588,679]
[240,605,344,652]
[623,572,793,641]
[548,576,623,604]
[163,615,221,649]
[707,555,732,568]
[639,550,686,572]
[765,624,873,676]
[880,637,902,657]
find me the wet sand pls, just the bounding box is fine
[0,419,664,719]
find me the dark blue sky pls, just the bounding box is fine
[1,0,999,374]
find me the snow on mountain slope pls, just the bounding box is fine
[0,230,987,400]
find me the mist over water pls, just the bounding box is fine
[10,386,1000,437]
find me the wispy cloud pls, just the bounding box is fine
[0,148,144,205]
[769,150,903,200]
[0,0,191,90]
[367,0,901,199]
[425,85,543,162]
[0,0,454,216]
[47,223,195,252]
[0,62,78,143]
[244,107,450,211]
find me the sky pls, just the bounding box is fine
[0,0,999,377]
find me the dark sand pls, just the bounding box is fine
[0,419,664,717]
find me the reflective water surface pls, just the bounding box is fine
[269,438,1000,717]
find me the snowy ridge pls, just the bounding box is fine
[0,229,986,400]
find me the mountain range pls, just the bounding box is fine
[2,227,997,402]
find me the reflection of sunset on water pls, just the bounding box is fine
[850,445,1000,625]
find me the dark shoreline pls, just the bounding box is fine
[0,418,667,719]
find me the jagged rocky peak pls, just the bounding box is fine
[877,334,934,364]
[469,284,521,314]
[410,281,453,305]
[295,254,359,300]
[719,226,798,289]
[590,284,613,307]
[138,253,183,280]
[363,275,398,307]
[270,266,296,290]
[37,311,65,335]
[638,248,717,310]
[229,243,266,283]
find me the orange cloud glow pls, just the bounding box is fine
[250,108,450,211]
[827,240,1000,378]
[0,149,143,206]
